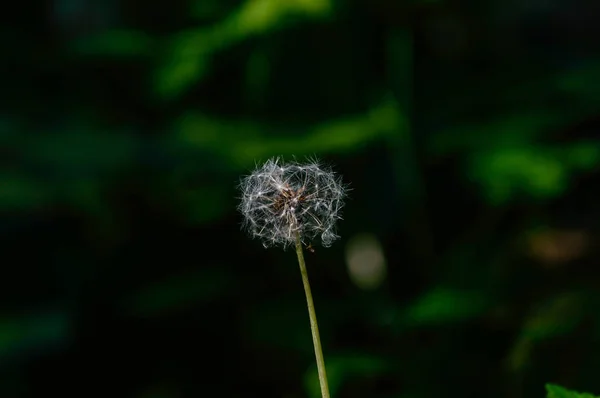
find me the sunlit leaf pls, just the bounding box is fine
[468,139,600,205]
[233,0,331,35]
[469,146,567,205]
[546,384,599,398]
[155,0,332,99]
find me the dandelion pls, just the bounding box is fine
[238,156,348,398]
[238,157,346,249]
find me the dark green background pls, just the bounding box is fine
[2,0,600,397]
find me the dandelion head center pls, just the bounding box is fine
[273,187,307,220]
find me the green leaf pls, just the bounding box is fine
[155,0,333,99]
[546,384,599,398]
[402,287,489,327]
[154,47,212,99]
[469,146,567,205]
[468,139,600,205]
[174,98,406,166]
[232,0,332,35]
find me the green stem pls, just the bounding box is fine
[295,233,330,398]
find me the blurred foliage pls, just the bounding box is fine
[402,287,490,326]
[304,352,392,398]
[2,0,600,397]
[547,384,600,398]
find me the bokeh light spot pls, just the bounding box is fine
[345,233,386,290]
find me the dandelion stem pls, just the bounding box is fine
[294,232,330,398]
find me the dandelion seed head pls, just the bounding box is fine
[238,157,347,249]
